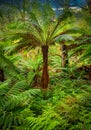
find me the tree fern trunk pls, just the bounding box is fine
[41,45,49,89]
[61,43,68,68]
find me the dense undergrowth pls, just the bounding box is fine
[0,0,91,130]
[0,70,91,130]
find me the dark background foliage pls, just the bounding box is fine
[0,0,87,7]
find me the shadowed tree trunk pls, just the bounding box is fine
[41,45,49,89]
[0,68,4,82]
[87,0,91,14]
[88,65,91,80]
[61,42,68,68]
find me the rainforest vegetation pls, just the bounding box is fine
[0,0,91,130]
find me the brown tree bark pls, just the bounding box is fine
[0,68,4,82]
[41,45,49,89]
[61,43,68,68]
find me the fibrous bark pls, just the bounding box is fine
[41,45,49,89]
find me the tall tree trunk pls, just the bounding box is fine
[41,45,49,89]
[0,68,4,82]
[61,43,68,68]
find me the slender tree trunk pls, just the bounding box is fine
[0,68,4,82]
[61,43,68,68]
[41,45,49,89]
[87,0,91,14]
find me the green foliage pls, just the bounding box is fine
[81,44,91,62]
[0,78,41,130]
[24,106,67,130]
[0,1,91,130]
[1,72,91,130]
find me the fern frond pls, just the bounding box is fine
[24,106,67,130]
